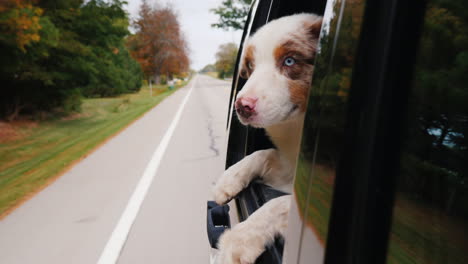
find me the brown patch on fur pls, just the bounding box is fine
[274,39,315,112]
[273,17,323,112]
[273,38,316,80]
[288,79,310,112]
[304,17,323,40]
[240,44,255,79]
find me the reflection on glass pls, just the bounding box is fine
[386,1,468,263]
[294,0,365,247]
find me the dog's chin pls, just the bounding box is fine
[237,113,298,129]
[235,113,265,128]
[236,114,258,127]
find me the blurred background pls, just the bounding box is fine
[0,1,250,263]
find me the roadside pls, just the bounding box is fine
[0,82,186,218]
[0,75,231,264]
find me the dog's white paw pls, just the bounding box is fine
[215,223,266,264]
[213,149,278,205]
[213,165,247,205]
[215,196,291,264]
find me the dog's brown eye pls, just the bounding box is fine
[247,62,253,70]
[284,57,296,66]
[240,69,248,79]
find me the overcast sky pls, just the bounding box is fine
[124,0,242,71]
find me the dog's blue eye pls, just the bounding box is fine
[284,57,296,66]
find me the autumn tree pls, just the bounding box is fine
[214,42,238,79]
[130,1,190,84]
[0,0,43,51]
[210,0,252,31]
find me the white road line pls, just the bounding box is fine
[96,76,197,264]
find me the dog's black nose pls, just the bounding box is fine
[235,97,257,119]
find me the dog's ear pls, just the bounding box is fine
[305,17,323,40]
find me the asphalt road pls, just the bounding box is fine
[0,75,231,264]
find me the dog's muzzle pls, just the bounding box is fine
[235,96,257,119]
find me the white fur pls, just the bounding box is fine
[214,196,290,264]
[236,13,321,128]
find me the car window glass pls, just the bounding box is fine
[386,1,468,263]
[284,0,367,263]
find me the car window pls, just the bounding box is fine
[385,0,468,263]
[283,0,367,263]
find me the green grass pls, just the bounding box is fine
[0,82,185,217]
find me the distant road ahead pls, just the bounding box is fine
[0,75,231,264]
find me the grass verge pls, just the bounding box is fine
[0,82,185,218]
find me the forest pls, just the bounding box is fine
[0,0,189,121]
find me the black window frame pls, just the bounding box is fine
[323,1,427,263]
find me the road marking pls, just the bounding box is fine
[97,76,197,264]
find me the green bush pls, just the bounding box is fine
[62,89,83,114]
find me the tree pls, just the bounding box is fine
[210,0,252,31]
[0,0,143,120]
[200,64,216,73]
[0,0,64,120]
[214,42,238,79]
[130,1,190,84]
[74,0,143,97]
[0,0,44,52]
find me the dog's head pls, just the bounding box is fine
[235,14,322,128]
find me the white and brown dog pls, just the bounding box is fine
[213,13,323,264]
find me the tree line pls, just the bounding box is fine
[0,0,190,121]
[199,42,238,79]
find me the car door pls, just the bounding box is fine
[284,0,468,264]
